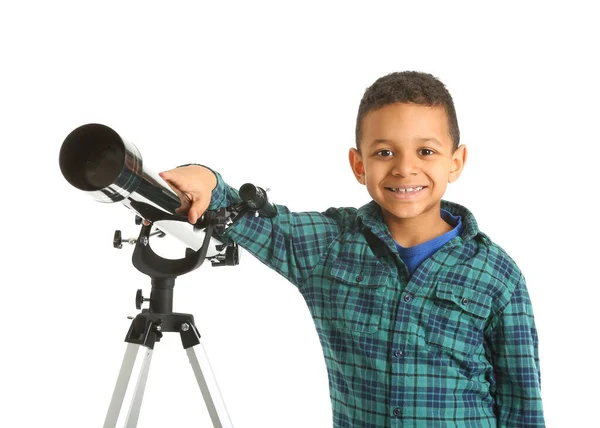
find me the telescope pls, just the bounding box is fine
[59,123,230,262]
[59,123,275,427]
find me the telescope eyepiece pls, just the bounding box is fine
[239,183,276,218]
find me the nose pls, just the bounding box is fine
[391,153,418,177]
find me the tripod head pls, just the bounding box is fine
[120,209,237,347]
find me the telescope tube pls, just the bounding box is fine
[59,123,214,253]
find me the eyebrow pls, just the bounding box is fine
[369,137,443,147]
[416,137,443,147]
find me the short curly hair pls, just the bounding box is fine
[355,71,460,151]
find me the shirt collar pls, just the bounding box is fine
[356,199,485,247]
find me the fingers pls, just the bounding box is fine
[174,199,201,224]
[188,209,200,225]
[189,200,209,224]
[158,170,183,191]
[158,166,212,224]
[160,169,190,212]
[158,169,174,180]
[174,206,197,223]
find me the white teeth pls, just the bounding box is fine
[389,187,423,193]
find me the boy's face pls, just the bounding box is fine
[349,102,466,225]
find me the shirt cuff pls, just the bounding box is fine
[208,169,230,210]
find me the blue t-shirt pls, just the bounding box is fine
[396,209,462,275]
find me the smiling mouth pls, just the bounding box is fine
[386,186,426,194]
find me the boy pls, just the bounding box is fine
[159,71,545,427]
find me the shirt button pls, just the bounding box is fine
[356,275,363,282]
[393,407,402,417]
[403,294,412,302]
[394,350,404,357]
[462,298,469,305]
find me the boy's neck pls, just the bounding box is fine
[383,206,452,248]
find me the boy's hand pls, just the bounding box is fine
[158,165,217,224]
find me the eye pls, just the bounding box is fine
[419,148,435,156]
[376,149,394,157]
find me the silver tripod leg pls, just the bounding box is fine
[186,343,234,428]
[123,347,153,427]
[104,343,139,428]
[103,343,154,428]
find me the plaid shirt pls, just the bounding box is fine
[209,172,545,427]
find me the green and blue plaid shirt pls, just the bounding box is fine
[209,172,545,427]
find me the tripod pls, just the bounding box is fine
[103,211,238,428]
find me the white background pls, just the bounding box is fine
[1,1,598,427]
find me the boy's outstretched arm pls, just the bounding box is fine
[484,274,546,427]
[160,165,342,287]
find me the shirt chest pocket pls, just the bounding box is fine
[425,282,492,355]
[328,264,389,334]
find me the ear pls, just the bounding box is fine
[349,148,366,185]
[448,144,467,183]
